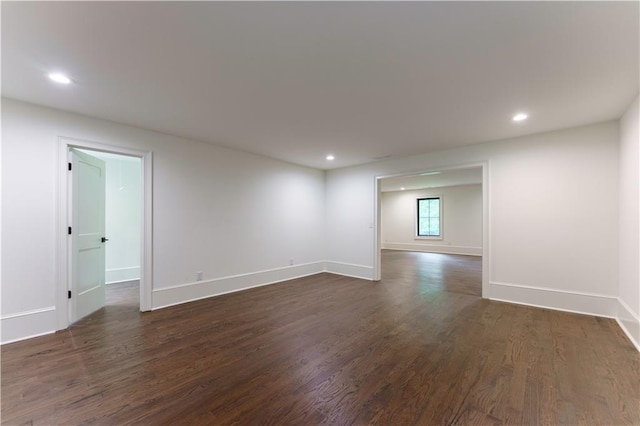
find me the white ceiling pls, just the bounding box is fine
[380,167,482,192]
[2,2,638,170]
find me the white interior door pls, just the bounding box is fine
[70,148,107,322]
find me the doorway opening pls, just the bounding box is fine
[57,137,152,331]
[373,163,489,298]
[78,149,142,312]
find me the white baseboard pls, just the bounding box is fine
[6,273,634,353]
[617,298,640,351]
[324,261,374,280]
[1,307,57,344]
[106,278,139,286]
[152,262,326,310]
[382,243,482,256]
[490,281,618,318]
[106,266,140,284]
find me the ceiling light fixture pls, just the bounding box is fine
[326,155,335,161]
[48,72,72,84]
[401,187,406,191]
[512,112,528,122]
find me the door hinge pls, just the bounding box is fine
[68,290,72,299]
[68,226,72,235]
[68,162,72,171]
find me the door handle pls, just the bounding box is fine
[101,237,109,243]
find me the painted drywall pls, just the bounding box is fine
[0,96,632,346]
[89,152,142,284]
[618,94,640,349]
[326,122,620,318]
[1,98,325,343]
[381,184,482,255]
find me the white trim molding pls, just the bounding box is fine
[617,298,640,351]
[106,266,141,284]
[152,262,326,309]
[373,160,490,297]
[382,243,482,256]
[1,307,57,344]
[490,281,618,318]
[325,261,374,280]
[57,136,153,333]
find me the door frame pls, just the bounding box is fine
[56,136,153,330]
[372,161,490,298]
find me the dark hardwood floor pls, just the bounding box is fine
[2,251,638,425]
[381,250,482,297]
[105,280,139,307]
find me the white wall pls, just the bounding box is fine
[2,96,634,348]
[1,98,326,343]
[90,152,142,284]
[381,184,482,256]
[326,122,620,318]
[618,94,640,349]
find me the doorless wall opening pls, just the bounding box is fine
[373,162,490,298]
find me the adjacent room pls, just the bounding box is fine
[79,149,142,310]
[1,2,639,424]
[379,167,483,297]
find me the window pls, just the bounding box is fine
[417,197,441,237]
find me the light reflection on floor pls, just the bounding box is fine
[381,250,481,298]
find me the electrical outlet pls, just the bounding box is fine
[289,259,294,266]
[196,271,203,281]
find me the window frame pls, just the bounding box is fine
[415,196,443,240]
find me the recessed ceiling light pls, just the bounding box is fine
[48,72,72,84]
[512,112,528,122]
[400,187,406,191]
[326,155,335,161]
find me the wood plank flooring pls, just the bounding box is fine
[2,251,638,425]
[105,280,139,307]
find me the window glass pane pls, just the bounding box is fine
[418,218,429,235]
[430,218,440,235]
[417,197,440,237]
[431,199,440,218]
[418,200,428,217]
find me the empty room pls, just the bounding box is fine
[379,167,484,297]
[1,2,639,424]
